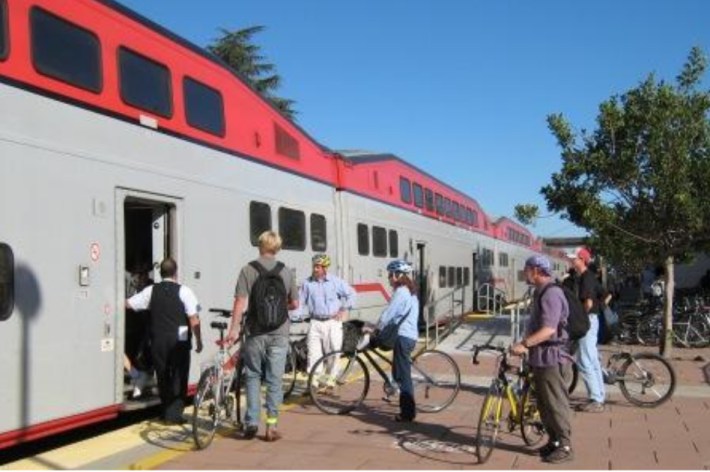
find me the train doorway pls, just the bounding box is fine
[472,252,478,311]
[416,242,427,330]
[117,190,180,406]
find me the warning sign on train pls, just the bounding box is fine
[90,243,100,262]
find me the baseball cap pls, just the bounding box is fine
[524,255,553,276]
[566,246,592,264]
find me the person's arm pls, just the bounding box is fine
[511,326,557,355]
[189,314,203,353]
[335,279,356,321]
[227,295,247,345]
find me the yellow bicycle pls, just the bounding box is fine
[473,344,545,464]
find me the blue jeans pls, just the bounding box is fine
[576,315,606,403]
[392,336,417,420]
[242,332,289,428]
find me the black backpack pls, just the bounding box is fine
[538,282,590,341]
[247,261,289,335]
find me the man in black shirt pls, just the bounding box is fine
[566,247,606,413]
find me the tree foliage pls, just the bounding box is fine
[541,47,710,356]
[208,26,297,119]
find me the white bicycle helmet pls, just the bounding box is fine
[386,259,413,275]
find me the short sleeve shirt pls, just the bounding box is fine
[578,270,601,315]
[128,282,200,316]
[526,283,571,367]
[234,256,298,336]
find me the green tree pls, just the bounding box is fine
[208,26,297,119]
[539,47,710,356]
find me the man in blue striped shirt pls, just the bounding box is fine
[296,254,356,386]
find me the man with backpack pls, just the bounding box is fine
[511,255,574,464]
[226,231,298,442]
[567,246,606,413]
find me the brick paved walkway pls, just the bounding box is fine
[157,346,710,470]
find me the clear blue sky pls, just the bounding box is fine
[117,0,710,239]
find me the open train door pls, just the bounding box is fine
[416,242,427,331]
[472,252,478,311]
[116,189,181,408]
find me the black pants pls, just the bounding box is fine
[532,363,572,447]
[151,337,190,421]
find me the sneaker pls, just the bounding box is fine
[577,401,605,413]
[264,426,282,442]
[542,445,574,464]
[536,441,559,457]
[243,425,258,440]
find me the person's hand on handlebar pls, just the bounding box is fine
[225,329,240,347]
[509,340,528,357]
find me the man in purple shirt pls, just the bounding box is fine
[511,255,574,464]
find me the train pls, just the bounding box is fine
[0,0,568,448]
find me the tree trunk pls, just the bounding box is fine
[659,256,674,358]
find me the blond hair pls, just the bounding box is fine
[258,231,282,254]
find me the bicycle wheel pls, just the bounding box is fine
[412,349,461,413]
[618,353,676,407]
[685,318,710,348]
[282,342,297,400]
[192,367,221,449]
[476,387,503,464]
[519,384,546,446]
[309,350,369,415]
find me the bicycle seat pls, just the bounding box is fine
[210,321,228,330]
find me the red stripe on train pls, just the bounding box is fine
[352,283,391,302]
[0,405,121,449]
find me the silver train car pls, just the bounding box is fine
[0,0,567,447]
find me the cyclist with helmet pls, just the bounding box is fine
[365,259,419,423]
[296,253,356,389]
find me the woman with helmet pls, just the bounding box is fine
[365,259,420,422]
[296,253,357,388]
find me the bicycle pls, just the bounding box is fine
[307,337,461,416]
[192,308,242,449]
[600,349,676,407]
[473,344,551,464]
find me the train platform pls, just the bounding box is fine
[3,316,709,470]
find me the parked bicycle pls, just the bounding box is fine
[600,349,676,407]
[307,338,461,415]
[473,344,548,464]
[192,308,243,449]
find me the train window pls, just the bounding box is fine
[424,189,434,211]
[372,226,387,257]
[471,209,478,226]
[119,47,172,118]
[388,230,398,258]
[249,201,272,246]
[456,267,463,286]
[183,76,225,137]
[357,224,369,256]
[0,243,14,321]
[310,213,327,252]
[279,207,306,251]
[463,267,470,286]
[447,267,455,288]
[499,252,509,267]
[435,193,444,215]
[0,0,7,61]
[274,123,301,160]
[399,177,412,204]
[444,198,452,218]
[31,8,101,93]
[438,266,446,287]
[412,183,424,208]
[452,202,460,221]
[482,248,494,267]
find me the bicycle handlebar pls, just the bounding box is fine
[208,308,232,318]
[472,344,508,365]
